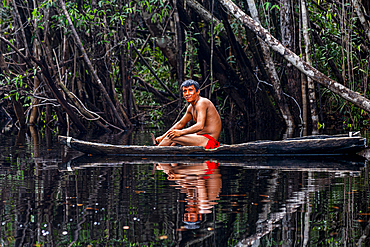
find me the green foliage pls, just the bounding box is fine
[263,2,281,11]
[308,1,370,129]
[209,21,224,47]
[322,88,370,130]
[0,74,32,106]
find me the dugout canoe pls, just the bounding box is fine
[58,133,367,157]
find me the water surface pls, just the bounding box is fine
[1,128,370,246]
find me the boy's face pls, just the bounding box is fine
[182,85,199,103]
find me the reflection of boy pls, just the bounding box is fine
[156,162,221,227]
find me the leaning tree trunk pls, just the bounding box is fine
[247,0,294,130]
[301,0,319,133]
[219,0,370,114]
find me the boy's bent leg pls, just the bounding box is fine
[163,134,208,147]
[158,136,174,146]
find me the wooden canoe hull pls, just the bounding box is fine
[58,134,366,156]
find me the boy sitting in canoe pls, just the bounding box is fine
[152,79,222,149]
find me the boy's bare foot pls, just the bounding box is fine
[150,133,158,146]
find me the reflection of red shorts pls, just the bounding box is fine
[203,161,219,179]
[199,134,220,149]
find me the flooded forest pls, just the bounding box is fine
[2,0,370,246]
[0,0,370,135]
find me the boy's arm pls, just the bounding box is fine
[167,101,207,139]
[156,106,193,143]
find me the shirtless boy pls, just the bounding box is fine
[153,79,222,149]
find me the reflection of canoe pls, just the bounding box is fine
[58,134,366,157]
[58,154,366,174]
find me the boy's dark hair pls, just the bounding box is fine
[181,79,200,92]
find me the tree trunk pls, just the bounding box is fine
[301,0,319,132]
[301,71,308,133]
[11,0,30,56]
[174,0,184,108]
[219,0,370,114]
[247,0,294,129]
[29,0,40,125]
[118,1,130,116]
[352,0,370,42]
[281,0,303,127]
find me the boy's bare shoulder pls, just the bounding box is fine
[199,96,213,105]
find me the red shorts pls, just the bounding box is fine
[199,134,220,149]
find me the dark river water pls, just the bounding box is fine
[1,126,370,246]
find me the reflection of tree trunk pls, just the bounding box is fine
[45,126,52,149]
[29,125,39,158]
[10,95,26,127]
[256,171,279,234]
[15,128,26,147]
[235,171,323,246]
[302,172,312,247]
